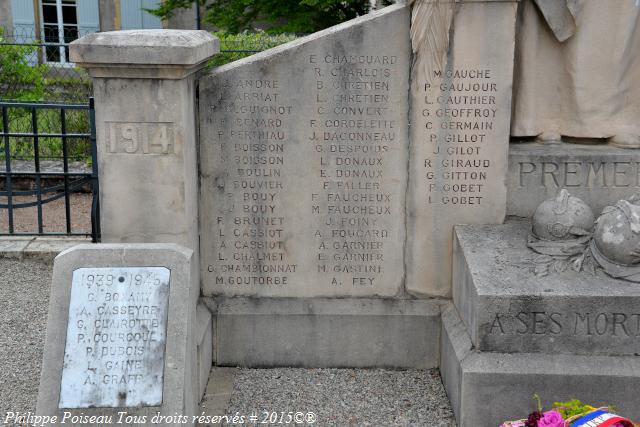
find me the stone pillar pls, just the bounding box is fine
[406,0,519,297]
[163,3,197,30]
[98,0,121,32]
[69,30,219,251]
[0,0,13,34]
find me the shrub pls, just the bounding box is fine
[210,30,299,66]
[0,28,48,101]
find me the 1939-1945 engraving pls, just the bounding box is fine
[59,267,170,409]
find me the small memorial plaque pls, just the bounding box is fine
[59,267,171,408]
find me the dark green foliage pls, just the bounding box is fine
[148,0,371,34]
[209,31,298,66]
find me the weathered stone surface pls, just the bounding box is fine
[210,297,442,368]
[199,5,410,297]
[530,189,594,242]
[453,220,640,356]
[196,302,213,399]
[406,0,518,297]
[508,142,640,217]
[70,31,218,254]
[0,237,32,259]
[441,305,640,427]
[439,305,472,424]
[37,244,200,426]
[0,0,12,34]
[22,238,91,263]
[70,30,219,78]
[511,0,640,140]
[59,267,170,408]
[98,0,121,32]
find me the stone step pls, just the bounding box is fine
[453,220,640,356]
[441,305,640,427]
[202,297,443,369]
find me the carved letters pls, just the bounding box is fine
[106,122,174,155]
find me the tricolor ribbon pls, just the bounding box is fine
[570,409,633,427]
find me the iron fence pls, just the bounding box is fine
[0,99,100,241]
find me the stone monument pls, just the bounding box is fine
[512,0,640,147]
[199,6,410,299]
[36,244,201,426]
[442,217,640,426]
[52,1,640,425]
[407,0,519,297]
[508,0,640,219]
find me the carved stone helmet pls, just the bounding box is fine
[593,195,640,266]
[531,189,595,241]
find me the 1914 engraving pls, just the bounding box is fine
[106,122,175,155]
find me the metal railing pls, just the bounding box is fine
[0,99,100,241]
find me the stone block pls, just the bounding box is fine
[0,237,32,259]
[439,305,473,423]
[36,244,202,426]
[508,142,640,217]
[23,238,90,263]
[0,0,12,33]
[70,30,219,79]
[199,5,410,297]
[406,0,518,298]
[453,220,640,356]
[441,305,640,427]
[196,302,213,399]
[70,30,218,255]
[199,368,236,418]
[211,297,442,368]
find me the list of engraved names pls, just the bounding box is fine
[309,54,398,288]
[420,69,496,206]
[59,267,170,408]
[203,49,407,296]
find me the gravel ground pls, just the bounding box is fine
[0,259,457,427]
[0,259,51,419]
[224,368,456,427]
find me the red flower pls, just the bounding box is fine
[525,412,542,427]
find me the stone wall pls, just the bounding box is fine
[199,6,411,298]
[198,1,519,299]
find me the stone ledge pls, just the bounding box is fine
[0,237,91,263]
[70,30,219,66]
[70,30,219,79]
[203,297,444,369]
[507,142,640,217]
[441,305,640,427]
[453,220,640,356]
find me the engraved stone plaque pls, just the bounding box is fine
[59,267,170,408]
[406,2,518,297]
[199,6,410,298]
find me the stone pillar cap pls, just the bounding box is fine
[70,29,220,79]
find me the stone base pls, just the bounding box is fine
[453,220,640,356]
[446,221,640,426]
[441,305,640,427]
[507,142,640,217]
[202,297,443,369]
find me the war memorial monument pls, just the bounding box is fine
[32,0,640,425]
